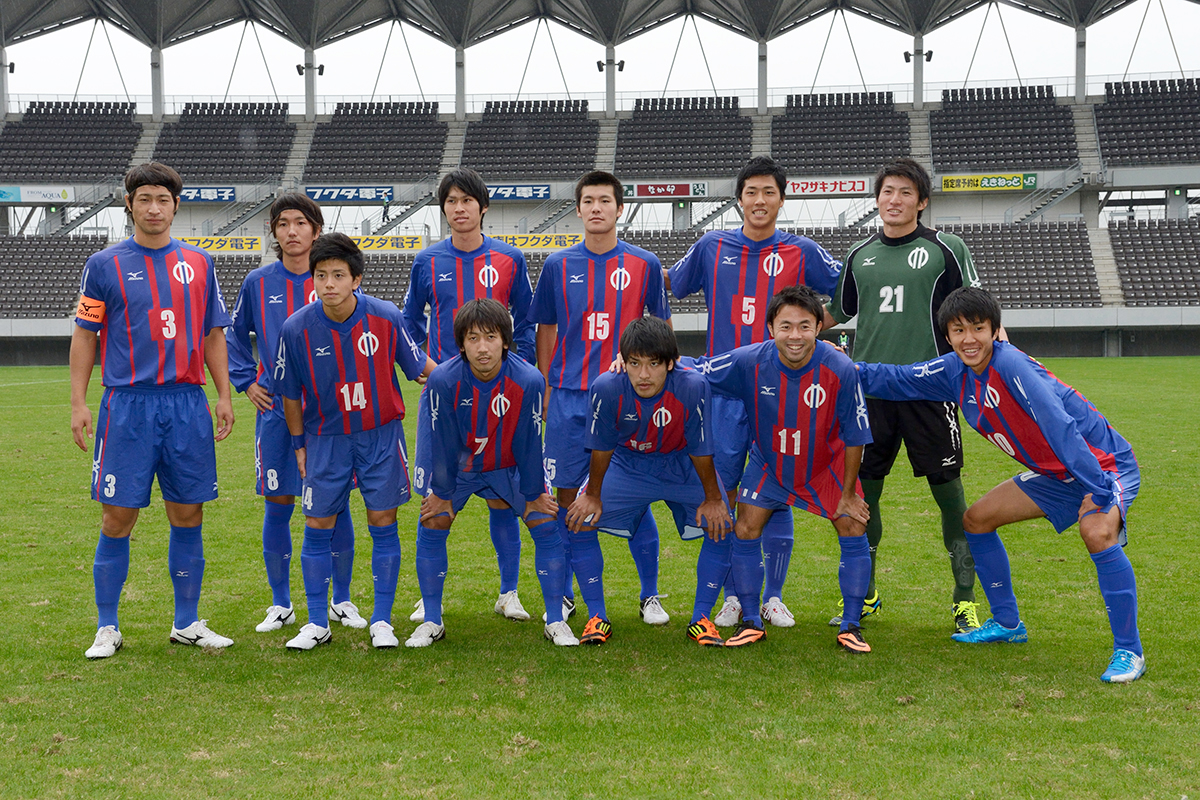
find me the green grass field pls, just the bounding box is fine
[1,358,1197,799]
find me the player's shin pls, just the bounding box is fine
[262,501,295,608]
[693,534,731,624]
[1091,544,1142,656]
[300,525,334,628]
[964,531,1020,628]
[94,533,130,629]
[762,510,795,600]
[556,507,576,602]
[729,536,765,626]
[837,534,872,631]
[861,478,885,596]
[569,529,606,620]
[330,505,356,605]
[629,511,660,600]
[489,507,522,594]
[368,523,401,625]
[527,516,567,624]
[168,525,205,629]
[931,478,974,603]
[414,524,450,626]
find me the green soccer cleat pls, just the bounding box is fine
[953,600,981,634]
[828,589,882,627]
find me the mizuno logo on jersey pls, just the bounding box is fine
[569,273,584,284]
[125,271,144,281]
[268,294,283,304]
[759,386,776,396]
[460,398,472,406]
[862,257,876,267]
[437,272,452,283]
[315,346,331,357]
[721,256,737,266]
[624,413,639,421]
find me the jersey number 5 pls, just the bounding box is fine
[732,295,756,326]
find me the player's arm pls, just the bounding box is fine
[566,449,610,532]
[689,454,732,539]
[802,239,844,296]
[665,239,704,300]
[646,256,672,322]
[856,358,957,403]
[69,325,98,451]
[226,280,270,411]
[836,445,870,524]
[203,328,235,441]
[399,262,431,349]
[827,258,858,326]
[283,396,306,479]
[535,325,556,384]
[510,254,537,361]
[421,372,462,524]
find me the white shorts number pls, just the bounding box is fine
[103,474,116,498]
[303,486,313,510]
[266,469,279,492]
[414,467,425,490]
[544,457,557,481]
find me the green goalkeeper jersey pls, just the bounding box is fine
[829,223,980,366]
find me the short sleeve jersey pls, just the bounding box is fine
[586,368,713,471]
[274,294,426,435]
[425,354,546,503]
[402,236,535,363]
[74,237,231,387]
[529,240,670,390]
[668,228,842,356]
[830,223,980,365]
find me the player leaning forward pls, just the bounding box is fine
[72,162,236,658]
[857,287,1145,682]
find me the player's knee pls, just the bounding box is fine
[423,514,452,531]
[961,504,991,534]
[733,518,759,540]
[100,505,138,537]
[525,511,554,527]
[925,469,961,487]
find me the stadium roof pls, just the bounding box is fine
[0,0,1191,50]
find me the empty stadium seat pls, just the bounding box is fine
[0,102,141,183]
[931,86,1078,172]
[152,103,295,183]
[616,97,750,178]
[773,92,909,176]
[1095,79,1200,166]
[461,100,598,180]
[304,102,447,183]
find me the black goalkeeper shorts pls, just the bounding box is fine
[860,398,964,481]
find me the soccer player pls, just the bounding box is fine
[227,193,364,634]
[408,299,574,647]
[666,156,843,629]
[826,157,982,634]
[565,317,733,646]
[274,233,434,650]
[530,170,672,629]
[71,162,235,658]
[856,288,1145,682]
[402,168,536,623]
[697,286,873,651]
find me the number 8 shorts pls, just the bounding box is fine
[255,407,303,497]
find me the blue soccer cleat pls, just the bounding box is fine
[951,617,1028,643]
[1100,649,1146,683]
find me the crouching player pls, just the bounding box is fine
[856,287,1145,682]
[565,317,733,646]
[408,299,575,647]
[274,233,434,650]
[698,286,874,650]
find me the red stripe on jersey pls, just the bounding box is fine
[736,245,751,350]
[165,250,190,384]
[480,251,516,306]
[648,393,687,453]
[775,372,789,489]
[978,377,1076,478]
[185,249,210,383]
[428,254,443,358]
[302,329,327,434]
[614,253,649,355]
[303,276,315,307]
[498,378,523,469]
[145,253,168,385]
[555,263,570,387]
[366,314,403,428]
[330,326,353,434]
[112,254,133,384]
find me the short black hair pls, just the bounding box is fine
[438,168,489,218]
[736,156,787,198]
[123,162,182,218]
[936,287,1002,336]
[453,298,513,356]
[619,316,679,364]
[309,232,364,278]
[766,285,825,327]
[874,158,932,219]
[575,171,624,208]
[269,192,324,259]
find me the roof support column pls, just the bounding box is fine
[757,40,768,115]
[304,46,316,122]
[1075,26,1087,103]
[0,45,9,116]
[150,45,164,121]
[605,44,616,119]
[455,45,466,121]
[912,33,925,111]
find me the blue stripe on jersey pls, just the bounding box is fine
[228,261,314,409]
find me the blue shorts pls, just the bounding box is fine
[1011,466,1139,546]
[92,384,218,508]
[448,467,530,517]
[302,418,411,518]
[712,393,749,489]
[413,385,434,497]
[255,408,302,497]
[737,446,861,521]
[543,387,590,490]
[592,454,728,541]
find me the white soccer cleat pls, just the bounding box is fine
[255,604,296,632]
[285,623,332,651]
[639,595,670,625]
[405,621,446,648]
[541,596,576,623]
[494,590,531,621]
[329,600,368,629]
[761,596,796,628]
[170,620,234,649]
[369,620,399,649]
[410,598,425,623]
[85,625,123,659]
[544,621,580,646]
[713,595,742,627]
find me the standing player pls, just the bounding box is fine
[274,233,434,650]
[697,286,873,651]
[408,299,575,647]
[402,168,535,623]
[667,156,843,629]
[227,193,363,634]
[71,162,235,658]
[565,317,733,646]
[856,288,1144,682]
[530,171,672,626]
[827,158,982,634]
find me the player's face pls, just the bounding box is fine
[577,185,622,235]
[769,304,821,370]
[625,353,672,399]
[274,209,320,258]
[739,176,784,237]
[126,185,178,238]
[462,325,507,381]
[946,316,997,374]
[876,175,928,233]
[443,186,484,235]
[313,258,362,316]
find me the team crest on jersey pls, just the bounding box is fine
[479,265,500,288]
[908,247,930,270]
[651,407,673,428]
[357,331,380,356]
[490,394,511,417]
[803,385,827,409]
[609,267,632,291]
[983,384,1001,409]
[172,261,196,285]
[308,289,318,303]
[762,252,785,277]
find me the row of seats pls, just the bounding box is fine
[931,85,1078,171]
[774,93,909,175]
[304,102,446,183]
[1109,218,1200,306]
[462,100,597,180]
[786,92,894,108]
[0,102,140,182]
[1095,80,1200,166]
[617,97,750,178]
[152,103,295,183]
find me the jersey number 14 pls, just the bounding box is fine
[337,381,368,412]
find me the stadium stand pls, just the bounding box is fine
[772,93,909,175]
[616,97,751,178]
[304,102,447,183]
[1094,79,1200,166]
[461,100,598,180]
[152,103,295,183]
[930,86,1078,172]
[1108,218,1200,306]
[0,235,107,318]
[0,102,141,183]
[211,254,263,307]
[360,254,416,306]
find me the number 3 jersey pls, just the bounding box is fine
[74,237,231,387]
[274,294,426,436]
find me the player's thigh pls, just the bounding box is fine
[733,501,775,539]
[711,393,749,489]
[859,398,904,481]
[351,419,412,512]
[963,476,1046,533]
[91,389,158,508]
[156,387,219,505]
[301,433,356,518]
[543,388,590,490]
[897,399,964,477]
[255,410,302,497]
[412,385,434,497]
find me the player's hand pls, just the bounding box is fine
[214,397,235,442]
[524,493,559,520]
[294,447,306,479]
[420,493,455,525]
[415,373,428,385]
[565,493,602,532]
[836,494,870,526]
[245,382,274,413]
[607,353,626,374]
[696,498,732,541]
[70,403,93,452]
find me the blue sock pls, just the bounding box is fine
[93,533,129,629]
[629,510,660,599]
[262,501,294,608]
[330,505,355,605]
[730,536,764,626]
[569,529,606,620]
[692,534,731,624]
[368,523,401,625]
[965,531,1020,629]
[489,507,521,594]
[837,534,872,632]
[415,523,450,626]
[528,519,567,624]
[167,525,205,629]
[1091,544,1142,656]
[557,507,575,602]
[762,509,794,601]
[301,525,333,628]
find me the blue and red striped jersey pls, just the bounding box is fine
[273,294,426,436]
[529,240,670,390]
[586,368,712,471]
[402,236,535,363]
[667,228,841,356]
[425,353,546,503]
[74,237,231,388]
[857,341,1136,508]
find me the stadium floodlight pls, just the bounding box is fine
[926,50,934,62]
[903,51,933,62]
[6,62,12,73]
[597,61,604,72]
[296,64,304,75]
[904,51,911,62]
